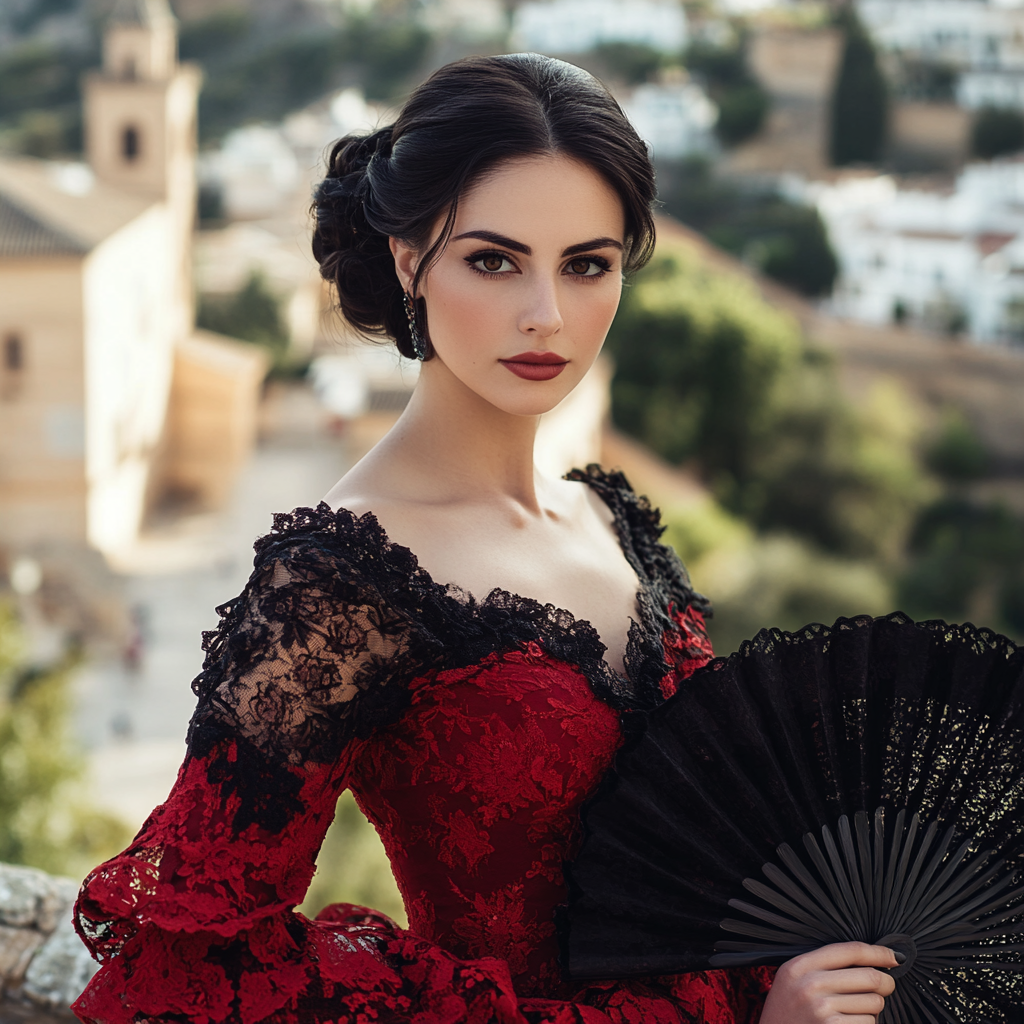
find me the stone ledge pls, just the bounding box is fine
[0,865,96,1017]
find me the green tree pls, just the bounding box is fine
[0,39,92,155]
[685,37,770,146]
[0,604,128,878]
[197,270,296,374]
[925,410,991,483]
[898,498,1024,630]
[590,41,666,85]
[971,106,1024,160]
[606,236,928,562]
[898,410,1023,638]
[829,10,888,166]
[657,159,838,297]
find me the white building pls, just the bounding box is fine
[513,0,687,56]
[858,0,1024,71]
[859,0,1024,110]
[957,68,1024,109]
[799,158,1024,342]
[621,77,717,159]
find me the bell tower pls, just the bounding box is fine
[83,0,202,345]
[84,0,200,198]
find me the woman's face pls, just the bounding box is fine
[391,154,626,417]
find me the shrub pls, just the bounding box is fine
[0,603,129,878]
[684,37,769,146]
[971,106,1024,161]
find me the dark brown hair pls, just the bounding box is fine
[311,53,657,359]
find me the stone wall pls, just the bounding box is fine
[0,864,97,1016]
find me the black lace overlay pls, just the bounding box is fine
[566,465,711,708]
[188,466,708,777]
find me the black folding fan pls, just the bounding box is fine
[563,613,1024,1024]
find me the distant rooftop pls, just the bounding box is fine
[0,159,156,256]
[110,0,175,27]
[0,193,86,259]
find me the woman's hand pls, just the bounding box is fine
[758,942,899,1024]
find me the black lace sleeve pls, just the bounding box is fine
[74,516,442,944]
[188,524,442,768]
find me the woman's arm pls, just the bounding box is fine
[72,535,432,1024]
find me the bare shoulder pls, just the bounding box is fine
[321,465,451,554]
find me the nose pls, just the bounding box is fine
[518,276,563,338]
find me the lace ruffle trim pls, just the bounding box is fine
[244,464,709,712]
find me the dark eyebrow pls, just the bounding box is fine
[561,237,624,257]
[450,231,624,258]
[451,230,531,255]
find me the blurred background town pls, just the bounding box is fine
[1,0,1024,1012]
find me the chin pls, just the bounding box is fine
[477,371,588,418]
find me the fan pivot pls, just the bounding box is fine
[875,933,916,979]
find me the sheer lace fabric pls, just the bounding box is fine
[73,467,773,1024]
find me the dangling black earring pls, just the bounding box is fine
[403,291,427,361]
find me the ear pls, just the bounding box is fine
[390,237,418,294]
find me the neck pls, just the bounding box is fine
[377,357,545,513]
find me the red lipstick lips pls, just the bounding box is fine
[499,350,569,381]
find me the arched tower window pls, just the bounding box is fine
[2,332,24,401]
[4,333,23,371]
[122,125,140,162]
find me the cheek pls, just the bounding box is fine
[566,283,621,346]
[426,278,507,356]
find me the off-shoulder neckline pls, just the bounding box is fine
[332,468,647,683]
[258,465,702,711]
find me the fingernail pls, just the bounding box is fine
[893,951,906,965]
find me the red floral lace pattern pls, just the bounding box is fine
[72,468,771,1024]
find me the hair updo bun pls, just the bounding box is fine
[312,53,657,360]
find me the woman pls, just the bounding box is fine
[72,54,898,1024]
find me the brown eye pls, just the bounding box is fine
[482,255,504,272]
[569,259,591,275]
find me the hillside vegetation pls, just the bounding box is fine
[607,230,1024,653]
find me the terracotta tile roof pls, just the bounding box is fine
[0,158,154,254]
[0,192,86,258]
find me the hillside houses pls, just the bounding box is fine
[801,157,1024,342]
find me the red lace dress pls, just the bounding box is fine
[73,467,773,1024]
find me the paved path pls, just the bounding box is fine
[73,384,351,831]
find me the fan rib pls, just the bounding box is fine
[901,829,967,934]
[822,823,869,938]
[708,944,817,967]
[854,811,876,925]
[872,808,886,932]
[956,883,1024,933]
[718,918,815,946]
[741,878,836,937]
[773,847,851,934]
[800,834,861,935]
[878,809,908,937]
[889,820,941,933]
[726,898,832,942]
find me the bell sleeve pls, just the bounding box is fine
[71,533,440,1024]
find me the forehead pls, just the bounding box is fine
[454,154,625,242]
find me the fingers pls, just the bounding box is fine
[819,991,887,1016]
[785,941,900,974]
[821,967,896,997]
